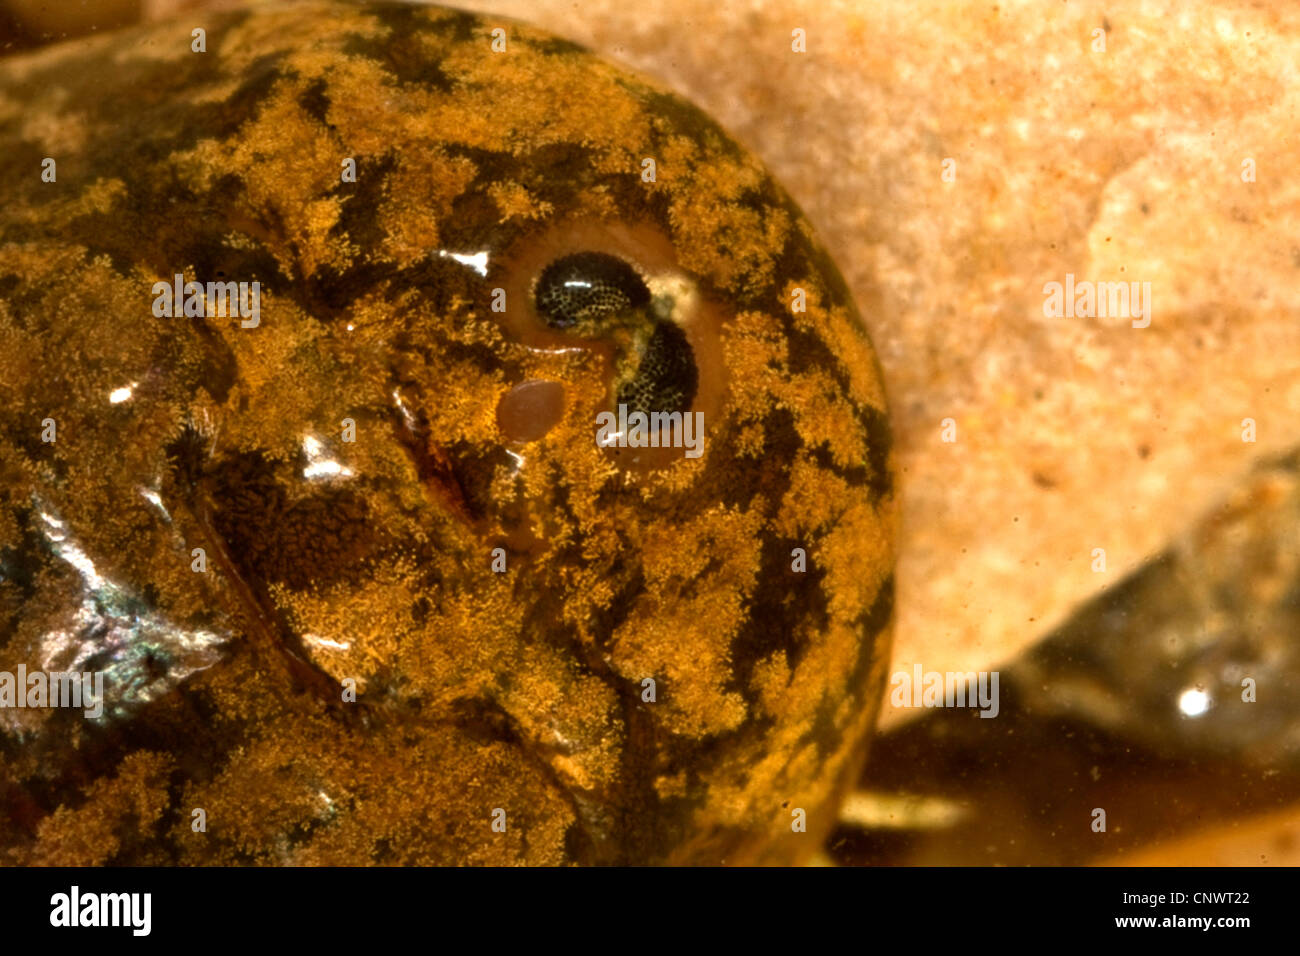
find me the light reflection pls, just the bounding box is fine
[139,487,171,521]
[109,383,136,404]
[32,500,228,721]
[437,249,489,276]
[1178,687,1211,717]
[301,434,354,480]
[39,510,104,590]
[391,389,417,432]
[303,633,351,652]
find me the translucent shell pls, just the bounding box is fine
[0,1,895,865]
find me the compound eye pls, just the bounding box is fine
[534,251,651,330]
[616,321,697,416]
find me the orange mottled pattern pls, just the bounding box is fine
[0,1,893,864]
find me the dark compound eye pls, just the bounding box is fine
[616,320,697,416]
[533,249,697,416]
[534,251,651,329]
